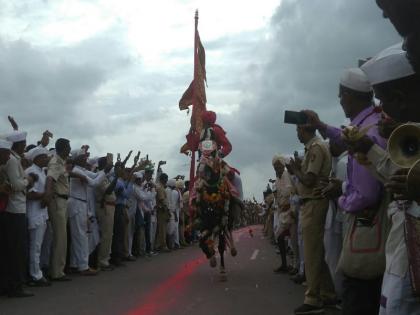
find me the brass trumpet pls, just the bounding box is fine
[388,123,420,195]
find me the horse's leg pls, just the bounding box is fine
[218,233,226,273]
[200,230,217,268]
[226,230,237,257]
[218,233,228,281]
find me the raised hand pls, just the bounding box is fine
[8,116,18,130]
[133,151,141,165]
[122,150,133,166]
[301,110,325,130]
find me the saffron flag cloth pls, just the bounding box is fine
[179,30,208,153]
[178,32,207,114]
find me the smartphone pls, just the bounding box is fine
[106,153,113,165]
[284,110,308,125]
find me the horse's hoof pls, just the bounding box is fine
[230,247,238,257]
[220,266,226,274]
[209,256,217,268]
[219,274,228,282]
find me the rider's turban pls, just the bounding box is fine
[201,111,217,125]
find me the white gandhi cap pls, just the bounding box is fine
[340,68,372,92]
[5,130,27,143]
[361,42,415,85]
[25,146,49,162]
[0,139,12,149]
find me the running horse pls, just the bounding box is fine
[193,139,236,280]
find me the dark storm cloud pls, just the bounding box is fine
[220,0,401,188]
[0,27,141,145]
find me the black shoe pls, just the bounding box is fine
[99,264,115,271]
[273,266,289,274]
[28,277,52,287]
[294,304,324,314]
[110,259,126,267]
[291,274,306,284]
[288,268,299,275]
[8,289,34,298]
[51,275,72,282]
[122,255,137,262]
[323,299,341,310]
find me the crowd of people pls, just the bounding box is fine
[0,121,226,298]
[0,116,264,300]
[1,1,420,314]
[262,1,420,314]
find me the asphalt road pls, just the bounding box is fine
[0,226,339,315]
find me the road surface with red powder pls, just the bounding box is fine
[0,226,331,315]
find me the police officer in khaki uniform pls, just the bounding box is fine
[95,157,119,270]
[155,173,170,252]
[287,125,336,315]
[45,138,71,281]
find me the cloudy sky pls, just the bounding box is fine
[0,0,401,200]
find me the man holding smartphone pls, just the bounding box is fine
[303,68,387,314]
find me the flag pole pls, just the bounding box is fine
[188,10,199,216]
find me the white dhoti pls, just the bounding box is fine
[149,214,157,250]
[379,271,420,315]
[173,221,180,247]
[127,209,136,256]
[88,217,100,254]
[40,221,53,269]
[29,222,47,280]
[297,214,305,276]
[68,199,89,271]
[324,205,344,297]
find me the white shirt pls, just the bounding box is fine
[68,165,106,217]
[140,181,157,214]
[386,201,420,277]
[366,145,420,278]
[171,189,181,216]
[25,164,48,229]
[325,152,348,229]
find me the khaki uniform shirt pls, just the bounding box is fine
[297,136,331,199]
[156,182,169,211]
[95,176,116,204]
[47,154,69,196]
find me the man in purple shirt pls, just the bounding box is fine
[303,67,387,315]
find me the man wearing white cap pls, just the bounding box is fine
[166,178,179,249]
[3,131,35,297]
[68,149,107,275]
[140,167,157,255]
[302,68,387,314]
[271,154,294,274]
[126,172,144,259]
[347,44,420,315]
[132,170,158,257]
[0,138,13,295]
[176,179,188,247]
[25,147,51,287]
[172,179,182,249]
